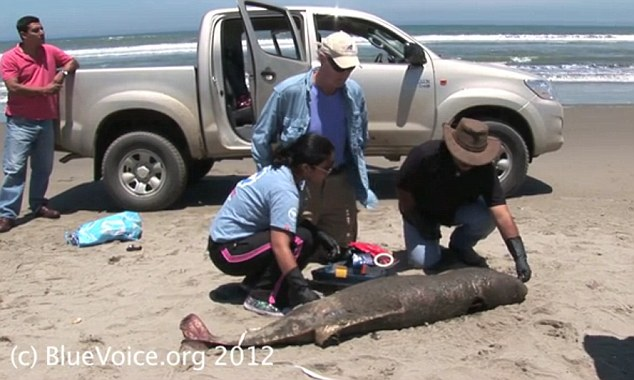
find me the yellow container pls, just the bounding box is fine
[334,266,348,278]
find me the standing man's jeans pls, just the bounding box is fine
[0,116,55,219]
[403,198,496,269]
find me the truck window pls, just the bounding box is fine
[219,12,307,133]
[221,18,252,126]
[314,15,407,64]
[249,16,304,60]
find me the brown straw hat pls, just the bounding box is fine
[442,118,502,166]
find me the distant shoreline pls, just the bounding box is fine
[2,22,634,43]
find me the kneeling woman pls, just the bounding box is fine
[208,133,335,316]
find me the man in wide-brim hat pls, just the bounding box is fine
[396,117,531,282]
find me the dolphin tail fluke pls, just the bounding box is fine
[179,313,225,347]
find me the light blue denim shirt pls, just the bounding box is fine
[251,69,378,208]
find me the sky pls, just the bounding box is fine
[1,0,634,41]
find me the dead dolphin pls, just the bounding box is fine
[180,267,527,348]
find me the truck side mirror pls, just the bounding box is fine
[404,42,426,66]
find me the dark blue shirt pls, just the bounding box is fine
[397,140,506,224]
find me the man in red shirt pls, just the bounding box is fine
[0,16,79,233]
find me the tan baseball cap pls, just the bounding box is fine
[318,31,360,69]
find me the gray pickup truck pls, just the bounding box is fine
[58,0,564,211]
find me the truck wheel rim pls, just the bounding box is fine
[495,144,512,183]
[118,149,165,196]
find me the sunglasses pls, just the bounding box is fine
[327,57,354,73]
[312,165,333,175]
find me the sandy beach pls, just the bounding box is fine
[0,105,632,380]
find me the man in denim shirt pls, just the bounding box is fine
[252,31,377,259]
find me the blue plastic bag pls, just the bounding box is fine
[65,211,143,247]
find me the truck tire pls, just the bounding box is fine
[484,120,529,196]
[188,159,214,183]
[102,132,187,211]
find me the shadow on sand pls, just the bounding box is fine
[584,335,634,380]
[208,282,248,306]
[47,174,249,213]
[387,248,488,275]
[367,164,553,200]
[47,165,553,214]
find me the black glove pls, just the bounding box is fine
[299,219,342,262]
[505,236,532,283]
[316,230,343,261]
[286,267,320,307]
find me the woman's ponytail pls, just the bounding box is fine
[272,144,293,167]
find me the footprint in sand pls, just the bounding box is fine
[613,303,633,315]
[534,319,578,342]
[476,343,503,358]
[79,334,105,348]
[311,355,401,380]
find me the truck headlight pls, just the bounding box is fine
[525,79,557,100]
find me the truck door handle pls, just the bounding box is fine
[260,69,276,82]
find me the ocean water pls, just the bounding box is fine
[1,24,634,107]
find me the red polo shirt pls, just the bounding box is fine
[1,43,73,120]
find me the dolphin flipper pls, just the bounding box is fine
[314,302,406,346]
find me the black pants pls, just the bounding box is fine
[208,227,315,308]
